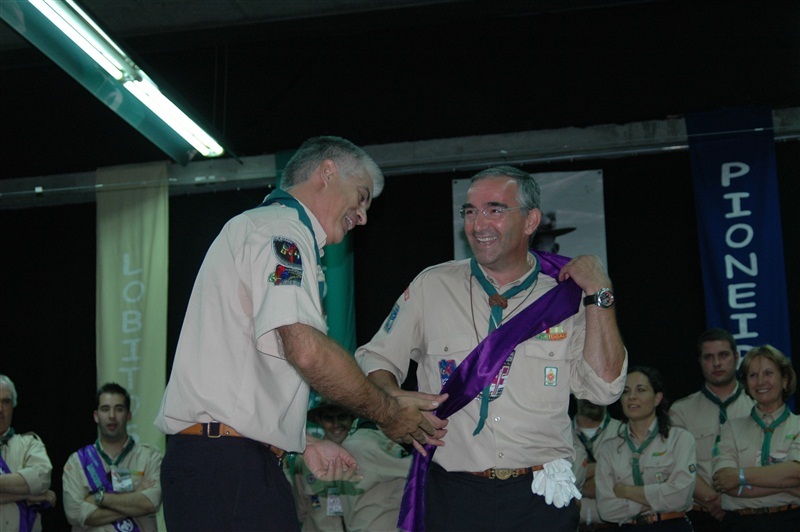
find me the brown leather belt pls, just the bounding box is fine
[179,422,286,462]
[631,511,687,525]
[734,503,800,516]
[466,465,544,480]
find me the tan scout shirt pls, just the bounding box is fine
[595,422,696,525]
[0,432,52,532]
[713,405,800,510]
[356,256,627,472]
[62,440,163,532]
[571,416,623,526]
[155,201,329,452]
[341,427,412,532]
[670,384,754,485]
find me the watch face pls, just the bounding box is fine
[597,289,615,308]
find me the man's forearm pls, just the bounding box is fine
[85,506,129,526]
[0,473,31,495]
[582,306,626,383]
[280,323,397,425]
[97,492,156,518]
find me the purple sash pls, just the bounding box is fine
[398,251,582,531]
[77,445,140,532]
[0,453,46,532]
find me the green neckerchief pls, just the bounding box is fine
[576,413,611,464]
[623,421,660,486]
[0,427,15,445]
[700,384,743,425]
[469,256,540,435]
[95,437,135,467]
[749,405,791,466]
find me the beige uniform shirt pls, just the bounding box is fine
[713,405,800,510]
[571,416,623,526]
[62,440,163,532]
[155,202,329,452]
[0,432,52,532]
[670,384,754,485]
[595,421,696,525]
[356,256,627,472]
[292,454,345,532]
[341,427,412,532]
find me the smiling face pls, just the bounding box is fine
[464,176,540,283]
[621,371,663,423]
[93,392,131,443]
[317,163,373,245]
[746,355,788,412]
[320,411,355,445]
[699,339,738,388]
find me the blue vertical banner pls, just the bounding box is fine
[687,107,792,360]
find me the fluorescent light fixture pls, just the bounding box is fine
[26,0,224,158]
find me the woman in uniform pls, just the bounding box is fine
[596,366,696,530]
[711,344,800,531]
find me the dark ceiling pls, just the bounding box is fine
[1,0,798,181]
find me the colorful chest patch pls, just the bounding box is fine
[535,326,567,341]
[481,350,516,401]
[544,366,558,386]
[439,359,457,387]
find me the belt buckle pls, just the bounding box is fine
[492,468,515,480]
[206,422,222,438]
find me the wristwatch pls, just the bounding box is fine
[94,488,105,505]
[583,288,615,308]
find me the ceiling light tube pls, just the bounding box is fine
[26,0,224,158]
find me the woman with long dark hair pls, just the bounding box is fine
[595,366,696,530]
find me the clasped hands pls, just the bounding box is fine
[378,390,449,456]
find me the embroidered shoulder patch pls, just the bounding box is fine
[269,264,303,286]
[384,303,400,333]
[273,237,303,267]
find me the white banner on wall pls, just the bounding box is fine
[452,170,606,266]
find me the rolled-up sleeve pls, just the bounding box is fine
[14,434,52,494]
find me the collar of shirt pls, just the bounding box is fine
[626,418,658,445]
[755,403,786,424]
[479,252,538,291]
[702,382,741,402]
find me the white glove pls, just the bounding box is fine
[531,458,582,508]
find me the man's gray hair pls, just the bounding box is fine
[280,136,384,197]
[470,165,541,211]
[0,374,18,407]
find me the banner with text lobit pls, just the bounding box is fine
[687,106,792,361]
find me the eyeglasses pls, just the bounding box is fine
[459,206,525,222]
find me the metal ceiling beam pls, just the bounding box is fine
[1,107,797,210]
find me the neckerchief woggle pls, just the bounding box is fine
[77,442,140,532]
[398,250,583,532]
[0,429,49,532]
[260,189,325,301]
[750,405,791,466]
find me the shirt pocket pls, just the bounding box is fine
[518,339,571,404]
[642,452,676,484]
[424,336,474,391]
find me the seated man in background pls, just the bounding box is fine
[0,375,55,532]
[571,398,622,530]
[63,383,162,531]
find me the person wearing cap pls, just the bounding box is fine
[669,328,754,531]
[0,374,55,532]
[711,345,800,531]
[155,136,447,531]
[356,166,627,531]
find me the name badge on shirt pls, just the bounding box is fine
[111,467,134,492]
[326,487,343,516]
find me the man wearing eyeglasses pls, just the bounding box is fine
[356,165,627,531]
[155,136,447,531]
